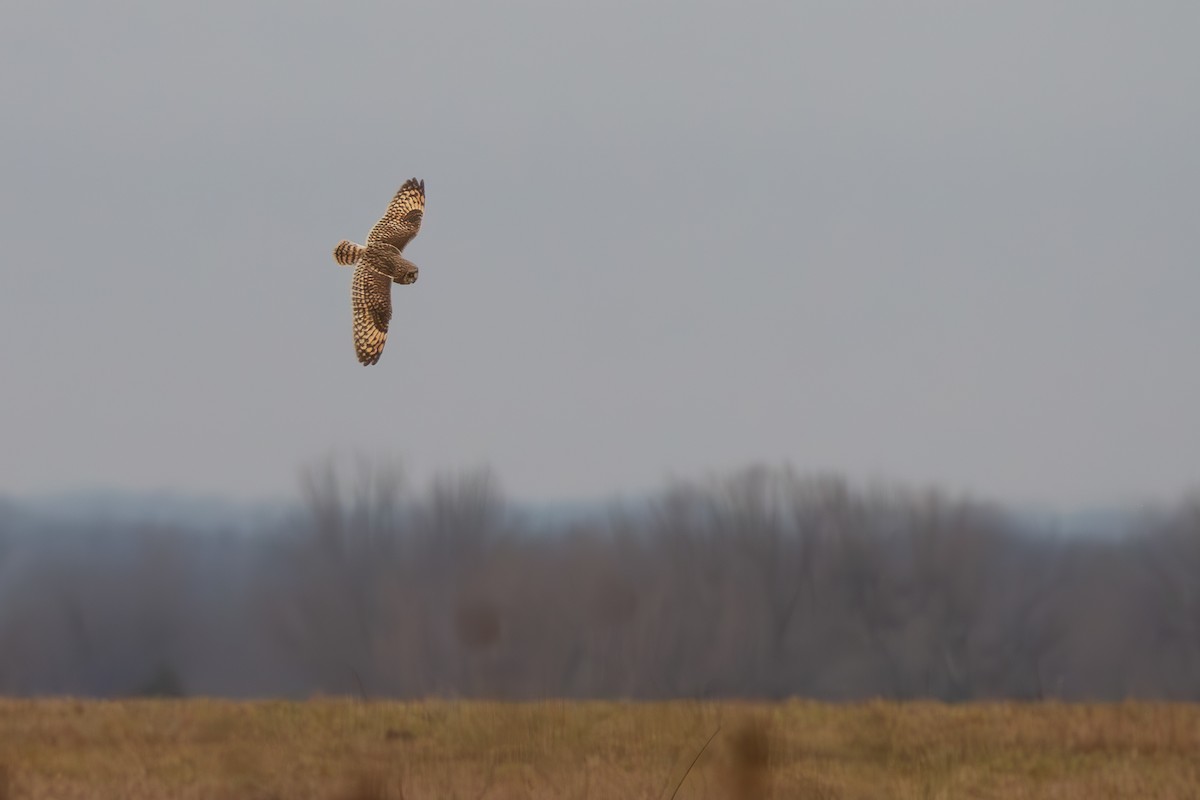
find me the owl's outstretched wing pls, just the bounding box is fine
[351,263,393,366]
[366,178,425,252]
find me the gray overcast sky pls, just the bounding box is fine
[2,1,1198,509]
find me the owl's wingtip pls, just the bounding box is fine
[355,343,385,366]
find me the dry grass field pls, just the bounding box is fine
[0,699,1198,799]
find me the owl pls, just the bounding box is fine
[332,178,425,365]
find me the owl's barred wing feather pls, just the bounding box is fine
[366,178,425,252]
[351,263,393,366]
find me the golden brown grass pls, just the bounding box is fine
[0,699,1197,798]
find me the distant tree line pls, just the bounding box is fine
[1,464,1198,701]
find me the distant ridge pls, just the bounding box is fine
[1,487,1148,539]
[4,489,295,532]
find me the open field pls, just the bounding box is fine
[1,700,1199,799]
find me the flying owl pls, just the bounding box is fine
[332,178,426,365]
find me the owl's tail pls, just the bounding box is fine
[333,240,365,266]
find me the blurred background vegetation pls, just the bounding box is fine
[1,463,1198,701]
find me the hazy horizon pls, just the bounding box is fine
[2,464,1198,700]
[3,2,1198,512]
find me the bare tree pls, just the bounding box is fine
[5,463,1200,701]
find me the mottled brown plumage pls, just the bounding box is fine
[332,179,425,365]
